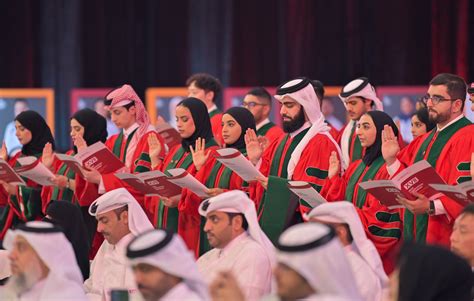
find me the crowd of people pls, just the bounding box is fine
[0,72,473,301]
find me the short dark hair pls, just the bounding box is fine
[114,205,128,220]
[186,73,222,103]
[429,73,467,110]
[247,87,272,104]
[460,203,474,216]
[227,212,249,231]
[123,102,135,111]
[311,80,325,100]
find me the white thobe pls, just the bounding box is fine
[84,233,139,301]
[160,282,202,301]
[345,244,382,301]
[197,232,272,301]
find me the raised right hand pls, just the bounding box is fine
[328,151,340,179]
[0,142,7,161]
[245,129,263,165]
[381,125,400,166]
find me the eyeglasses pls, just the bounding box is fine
[242,101,267,108]
[420,94,458,105]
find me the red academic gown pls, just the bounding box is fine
[320,157,403,274]
[210,109,224,146]
[253,127,340,243]
[180,149,253,257]
[393,117,474,246]
[0,153,43,239]
[100,129,166,222]
[257,121,284,148]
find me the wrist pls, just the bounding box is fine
[427,200,435,216]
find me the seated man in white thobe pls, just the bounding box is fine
[126,229,209,301]
[1,221,87,300]
[197,190,275,301]
[210,222,362,301]
[306,201,388,301]
[84,188,153,301]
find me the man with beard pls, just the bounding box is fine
[84,188,153,301]
[245,77,342,243]
[126,229,209,301]
[337,77,384,169]
[382,73,474,246]
[1,221,87,300]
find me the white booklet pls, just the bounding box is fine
[15,157,55,186]
[287,181,327,208]
[115,170,182,198]
[166,168,209,198]
[0,159,26,185]
[215,148,264,182]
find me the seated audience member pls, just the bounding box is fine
[126,229,209,300]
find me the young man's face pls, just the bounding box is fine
[110,105,136,129]
[425,84,460,125]
[280,97,306,133]
[132,263,177,301]
[188,81,213,104]
[203,211,235,249]
[344,96,371,121]
[96,208,130,245]
[242,94,269,124]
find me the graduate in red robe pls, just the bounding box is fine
[320,111,403,273]
[81,85,166,223]
[181,106,257,256]
[242,87,284,149]
[0,111,55,239]
[245,77,343,244]
[42,108,107,258]
[149,97,219,238]
[186,73,224,146]
[382,73,474,247]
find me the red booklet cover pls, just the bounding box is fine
[75,142,125,174]
[359,160,445,209]
[156,123,182,149]
[430,182,474,207]
[0,159,25,185]
[115,170,182,198]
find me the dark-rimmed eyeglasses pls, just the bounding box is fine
[242,101,267,108]
[420,94,458,105]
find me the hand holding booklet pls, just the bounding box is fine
[287,181,327,208]
[166,168,209,198]
[0,159,26,185]
[214,148,264,182]
[359,160,445,209]
[115,170,182,198]
[57,142,125,175]
[14,157,55,186]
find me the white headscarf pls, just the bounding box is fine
[126,229,209,300]
[276,223,362,300]
[4,221,84,286]
[89,188,153,235]
[305,201,388,287]
[274,78,343,179]
[338,77,383,111]
[198,190,276,266]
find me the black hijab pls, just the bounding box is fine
[224,107,256,152]
[397,242,472,301]
[44,201,91,280]
[178,97,214,149]
[71,108,108,153]
[414,107,436,133]
[363,111,398,166]
[15,110,55,156]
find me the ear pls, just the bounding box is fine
[232,215,243,230]
[121,211,129,225]
[129,105,137,115]
[206,91,215,103]
[453,99,464,113]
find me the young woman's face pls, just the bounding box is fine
[411,115,427,139]
[15,121,32,145]
[70,118,85,143]
[221,114,242,146]
[356,114,377,147]
[175,105,196,139]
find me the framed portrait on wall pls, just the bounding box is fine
[145,87,188,128]
[377,86,427,143]
[0,89,54,156]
